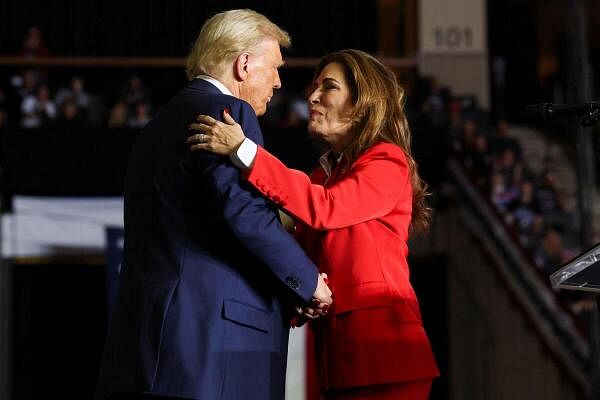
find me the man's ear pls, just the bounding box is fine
[233,53,250,82]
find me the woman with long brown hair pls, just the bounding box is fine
[188,49,439,399]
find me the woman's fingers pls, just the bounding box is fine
[186,133,211,146]
[188,122,211,134]
[186,133,202,144]
[222,110,236,125]
[186,112,243,155]
[189,142,210,152]
[195,112,238,128]
[196,114,217,124]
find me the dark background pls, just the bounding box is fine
[0,0,376,57]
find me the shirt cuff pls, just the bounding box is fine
[230,138,257,170]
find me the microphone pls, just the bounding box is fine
[525,102,600,122]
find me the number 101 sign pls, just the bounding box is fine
[433,26,474,50]
[419,0,486,54]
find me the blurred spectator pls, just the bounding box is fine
[121,74,151,111]
[54,99,86,128]
[549,191,577,233]
[54,77,91,113]
[12,69,41,100]
[490,171,519,213]
[108,101,128,128]
[489,119,522,159]
[421,76,451,129]
[535,228,567,275]
[492,148,523,189]
[454,118,478,156]
[14,27,50,105]
[534,170,560,214]
[507,181,540,233]
[20,26,49,58]
[127,102,151,129]
[519,214,546,251]
[466,134,492,188]
[21,84,56,128]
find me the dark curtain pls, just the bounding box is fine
[1,127,139,199]
[0,0,376,57]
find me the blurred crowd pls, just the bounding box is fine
[455,114,578,275]
[414,75,591,315]
[0,69,154,130]
[0,27,154,131]
[419,76,578,276]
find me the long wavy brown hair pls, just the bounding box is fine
[314,49,431,232]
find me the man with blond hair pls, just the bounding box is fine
[95,9,331,400]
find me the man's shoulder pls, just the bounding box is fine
[161,83,262,143]
[175,87,257,125]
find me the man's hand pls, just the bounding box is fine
[289,273,332,328]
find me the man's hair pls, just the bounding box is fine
[186,9,291,80]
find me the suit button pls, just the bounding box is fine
[285,276,300,290]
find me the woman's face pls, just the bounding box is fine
[307,62,355,151]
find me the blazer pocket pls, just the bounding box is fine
[222,299,271,333]
[333,281,392,314]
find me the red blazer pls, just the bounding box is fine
[246,142,439,388]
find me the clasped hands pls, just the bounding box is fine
[291,273,332,328]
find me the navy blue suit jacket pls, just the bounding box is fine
[95,79,319,400]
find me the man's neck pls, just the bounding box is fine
[211,74,240,98]
[195,74,238,98]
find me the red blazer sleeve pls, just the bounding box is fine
[245,142,411,230]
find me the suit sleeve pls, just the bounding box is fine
[191,101,319,303]
[245,144,411,230]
